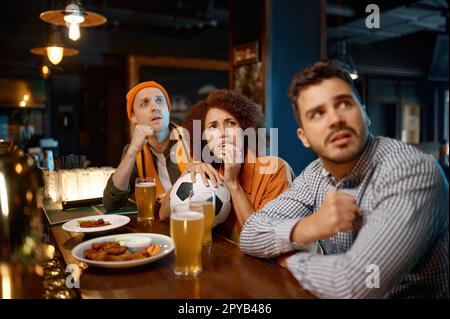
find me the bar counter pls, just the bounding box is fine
[47,214,315,299]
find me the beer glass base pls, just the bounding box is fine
[137,217,154,223]
[202,241,212,245]
[174,269,202,277]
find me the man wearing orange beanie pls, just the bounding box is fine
[103,81,190,214]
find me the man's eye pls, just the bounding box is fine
[155,98,162,104]
[312,111,323,119]
[339,101,350,108]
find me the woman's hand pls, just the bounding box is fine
[222,144,242,190]
[156,192,167,205]
[185,162,224,188]
[127,124,154,155]
[158,190,171,221]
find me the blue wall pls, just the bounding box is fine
[265,0,321,175]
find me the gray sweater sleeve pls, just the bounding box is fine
[102,144,138,211]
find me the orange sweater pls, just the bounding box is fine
[215,153,295,242]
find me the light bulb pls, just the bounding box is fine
[47,46,64,65]
[64,4,85,24]
[19,100,26,107]
[68,23,81,41]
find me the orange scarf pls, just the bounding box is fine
[136,125,190,196]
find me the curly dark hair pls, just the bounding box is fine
[288,59,362,127]
[182,89,265,161]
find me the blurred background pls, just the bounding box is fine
[0,0,447,176]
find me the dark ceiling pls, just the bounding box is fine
[0,0,230,78]
[327,0,448,79]
[0,0,448,80]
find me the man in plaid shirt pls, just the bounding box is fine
[240,60,449,298]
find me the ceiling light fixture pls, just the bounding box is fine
[30,26,78,65]
[39,1,107,42]
[331,41,359,80]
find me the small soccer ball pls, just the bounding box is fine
[169,173,231,227]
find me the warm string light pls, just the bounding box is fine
[41,65,50,79]
[19,94,30,108]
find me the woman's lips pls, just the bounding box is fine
[220,141,234,148]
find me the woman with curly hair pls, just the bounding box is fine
[160,89,295,242]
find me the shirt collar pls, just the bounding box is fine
[347,134,376,182]
[320,134,376,185]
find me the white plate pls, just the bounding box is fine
[62,214,130,233]
[71,233,174,269]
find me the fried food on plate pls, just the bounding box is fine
[79,218,111,228]
[84,241,161,261]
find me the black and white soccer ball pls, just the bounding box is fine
[169,173,231,227]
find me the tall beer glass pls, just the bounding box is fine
[189,189,215,245]
[170,205,204,276]
[135,177,156,222]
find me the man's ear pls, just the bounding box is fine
[361,104,371,127]
[297,127,310,148]
[130,112,138,125]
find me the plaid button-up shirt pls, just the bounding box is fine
[240,135,449,299]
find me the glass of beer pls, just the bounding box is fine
[189,190,215,245]
[170,205,204,276]
[135,177,156,222]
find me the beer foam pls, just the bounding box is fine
[136,182,156,187]
[171,211,204,221]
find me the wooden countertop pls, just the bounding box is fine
[49,216,314,299]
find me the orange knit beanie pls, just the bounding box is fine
[126,81,172,120]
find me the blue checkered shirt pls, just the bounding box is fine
[240,135,449,298]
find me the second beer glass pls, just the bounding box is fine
[189,189,215,245]
[135,177,156,222]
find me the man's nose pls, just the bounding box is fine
[150,104,160,113]
[328,108,345,128]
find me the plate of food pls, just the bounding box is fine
[71,233,174,268]
[62,215,130,233]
